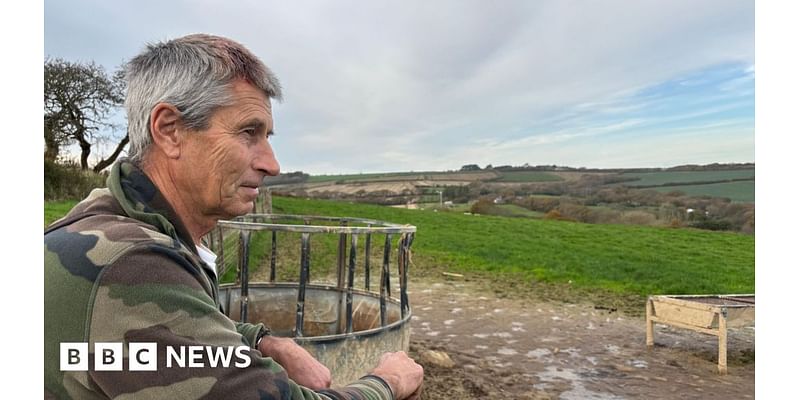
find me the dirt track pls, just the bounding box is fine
[407,279,755,400]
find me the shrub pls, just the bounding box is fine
[740,215,755,234]
[557,203,592,223]
[669,219,685,228]
[587,208,622,224]
[620,211,658,226]
[689,218,732,231]
[44,160,106,201]
[517,196,560,213]
[544,209,575,222]
[469,198,495,215]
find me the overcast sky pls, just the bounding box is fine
[44,0,754,174]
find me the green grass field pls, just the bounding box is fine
[45,196,754,312]
[44,200,79,226]
[622,169,754,187]
[269,197,754,295]
[494,204,546,218]
[652,181,755,203]
[495,171,563,182]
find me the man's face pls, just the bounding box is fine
[176,80,279,221]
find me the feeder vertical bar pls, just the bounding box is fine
[208,226,217,253]
[401,233,414,317]
[364,226,372,291]
[303,220,312,283]
[269,231,277,282]
[380,234,392,326]
[238,230,251,323]
[337,221,347,289]
[398,234,407,318]
[346,234,358,334]
[217,226,224,269]
[295,233,311,337]
[265,188,272,213]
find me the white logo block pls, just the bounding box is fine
[129,342,158,371]
[94,342,123,371]
[60,343,88,371]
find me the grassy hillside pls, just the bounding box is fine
[620,169,755,203]
[271,197,754,295]
[622,169,754,186]
[495,204,546,218]
[44,200,79,226]
[495,171,563,182]
[307,171,430,183]
[651,181,755,203]
[45,196,755,312]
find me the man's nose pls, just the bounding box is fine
[253,139,280,177]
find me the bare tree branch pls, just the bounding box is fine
[44,58,127,170]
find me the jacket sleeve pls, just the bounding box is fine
[235,321,267,348]
[85,244,392,400]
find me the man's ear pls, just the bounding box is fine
[149,103,184,159]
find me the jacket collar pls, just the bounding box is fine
[106,159,197,252]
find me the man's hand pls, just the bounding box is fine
[370,351,424,400]
[258,336,331,390]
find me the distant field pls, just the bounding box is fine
[495,171,563,182]
[414,202,473,213]
[622,169,754,187]
[307,171,429,183]
[651,181,755,203]
[307,170,498,184]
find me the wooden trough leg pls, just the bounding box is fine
[718,310,728,375]
[646,297,655,348]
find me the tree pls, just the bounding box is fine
[44,58,128,172]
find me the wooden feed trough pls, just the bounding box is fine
[646,294,755,374]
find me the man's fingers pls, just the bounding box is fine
[370,351,424,399]
[405,382,424,400]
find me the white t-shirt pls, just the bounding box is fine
[196,244,218,279]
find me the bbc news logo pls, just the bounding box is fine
[60,342,252,371]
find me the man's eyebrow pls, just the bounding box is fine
[237,119,275,136]
[237,118,267,129]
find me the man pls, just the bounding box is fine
[44,34,423,399]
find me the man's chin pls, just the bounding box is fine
[220,202,257,220]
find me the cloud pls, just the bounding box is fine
[45,0,754,174]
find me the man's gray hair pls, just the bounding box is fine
[125,33,282,163]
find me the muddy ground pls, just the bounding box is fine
[405,278,755,400]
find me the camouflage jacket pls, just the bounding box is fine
[44,160,393,400]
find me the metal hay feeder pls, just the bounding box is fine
[208,213,416,385]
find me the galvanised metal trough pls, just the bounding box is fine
[209,213,416,385]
